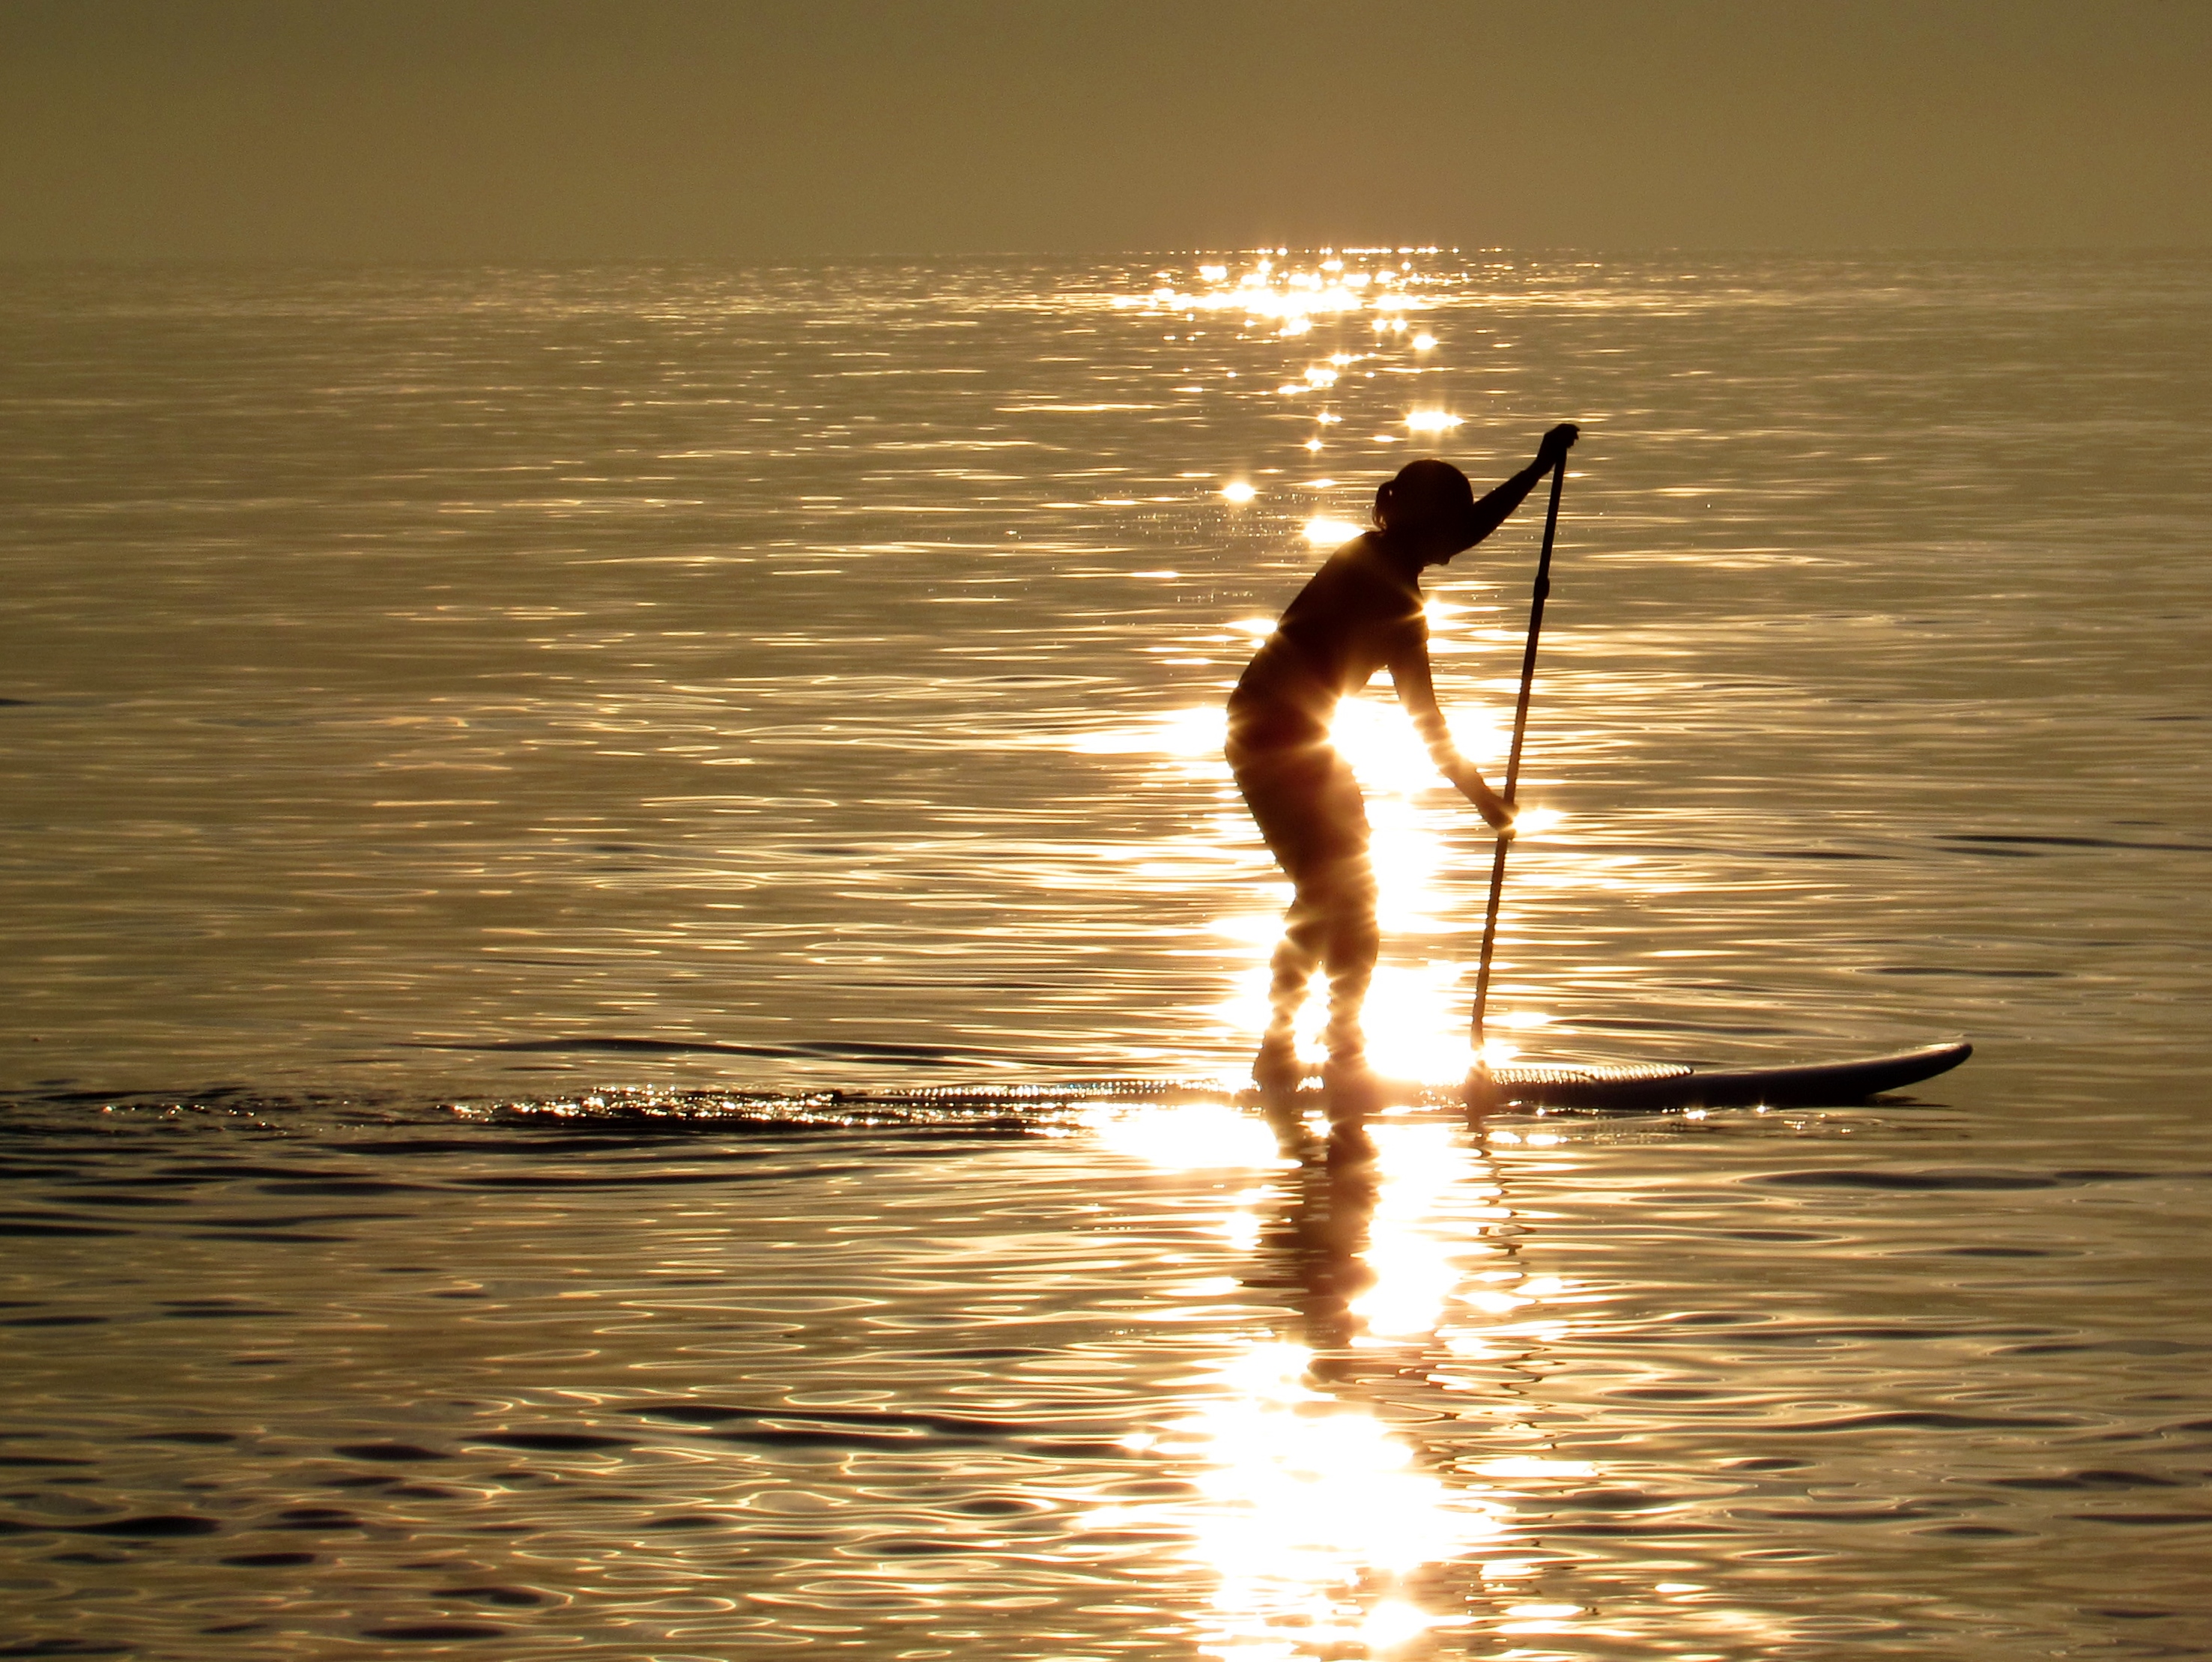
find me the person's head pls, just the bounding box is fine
[1373,458,1476,564]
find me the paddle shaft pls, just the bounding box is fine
[1470,455,1567,1057]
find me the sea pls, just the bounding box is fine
[1,251,2208,1658]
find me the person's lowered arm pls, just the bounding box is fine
[1390,636,1514,833]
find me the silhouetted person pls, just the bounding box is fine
[1228,425,1579,1110]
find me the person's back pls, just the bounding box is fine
[1227,535,1424,756]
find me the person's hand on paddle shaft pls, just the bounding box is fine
[1455,767,1515,838]
[1536,422,1579,470]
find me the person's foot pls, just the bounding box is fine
[1251,1040,1303,1096]
[1259,1096,1322,1163]
[1463,1065,1504,1116]
[1321,1055,1384,1123]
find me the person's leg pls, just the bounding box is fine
[1314,846,1381,1074]
[1233,748,1317,1085]
[1232,747,1375,1087]
[1302,756,1380,1081]
[1252,831,1321,1091]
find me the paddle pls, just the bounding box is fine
[1469,452,1568,1080]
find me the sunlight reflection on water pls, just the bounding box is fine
[1076,1093,1666,1658]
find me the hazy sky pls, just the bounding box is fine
[4,0,2205,259]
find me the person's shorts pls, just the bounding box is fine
[1227,740,1371,878]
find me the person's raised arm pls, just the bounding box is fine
[1390,636,1514,834]
[1461,422,1578,550]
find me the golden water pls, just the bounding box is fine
[2,252,2208,1654]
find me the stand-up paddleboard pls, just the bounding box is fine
[1462,1039,1970,1112]
[876,1040,1969,1116]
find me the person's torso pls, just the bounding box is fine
[1228,536,1425,750]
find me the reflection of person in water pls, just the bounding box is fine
[1258,1154,1379,1354]
[1227,425,1579,1108]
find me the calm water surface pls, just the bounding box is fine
[1,253,2208,1656]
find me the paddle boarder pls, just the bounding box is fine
[1227,425,1579,1106]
